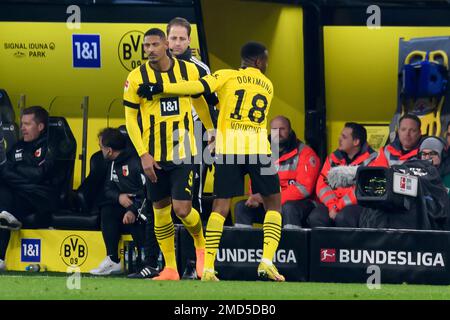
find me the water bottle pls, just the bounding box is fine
[25,264,46,272]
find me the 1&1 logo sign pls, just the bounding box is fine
[118,30,146,71]
[21,239,41,263]
[72,34,101,68]
[60,235,88,267]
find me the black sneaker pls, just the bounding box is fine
[127,266,160,279]
[182,260,198,280]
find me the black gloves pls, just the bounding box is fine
[137,82,163,100]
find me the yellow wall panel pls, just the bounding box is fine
[324,26,450,152]
[0,22,201,187]
[201,0,305,139]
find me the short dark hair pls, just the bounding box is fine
[98,128,126,151]
[241,41,267,61]
[144,28,166,40]
[22,106,48,128]
[399,113,421,129]
[167,17,191,36]
[345,122,367,146]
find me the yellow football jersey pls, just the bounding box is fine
[123,58,211,161]
[201,67,273,155]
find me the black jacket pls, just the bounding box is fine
[0,133,58,214]
[1,133,55,186]
[176,47,219,125]
[104,149,146,215]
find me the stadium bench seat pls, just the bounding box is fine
[1,121,18,155]
[0,88,16,124]
[51,150,107,230]
[0,89,19,154]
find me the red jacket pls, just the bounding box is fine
[316,143,378,212]
[370,139,419,167]
[249,141,320,205]
[275,142,321,205]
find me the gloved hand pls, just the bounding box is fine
[137,82,163,100]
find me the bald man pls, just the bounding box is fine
[234,116,321,228]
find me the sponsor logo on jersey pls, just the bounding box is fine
[160,97,180,116]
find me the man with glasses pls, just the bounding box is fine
[419,136,450,194]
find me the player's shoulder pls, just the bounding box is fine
[175,57,195,69]
[213,68,237,78]
[175,58,202,78]
[127,64,145,81]
[258,71,273,86]
[189,56,211,74]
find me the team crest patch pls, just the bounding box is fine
[122,165,129,177]
[34,148,42,158]
[309,156,316,167]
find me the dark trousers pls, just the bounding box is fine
[191,120,213,218]
[234,199,315,228]
[307,204,363,228]
[100,204,160,267]
[0,183,51,260]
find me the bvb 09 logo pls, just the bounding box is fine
[118,30,146,71]
[60,235,88,267]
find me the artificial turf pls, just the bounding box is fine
[0,272,449,300]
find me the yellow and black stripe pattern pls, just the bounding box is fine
[262,210,282,261]
[154,221,175,243]
[124,58,199,161]
[153,205,177,269]
[204,212,226,270]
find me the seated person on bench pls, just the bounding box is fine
[0,106,57,271]
[90,128,159,278]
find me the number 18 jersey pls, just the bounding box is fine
[201,67,273,155]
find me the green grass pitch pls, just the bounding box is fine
[1,272,450,300]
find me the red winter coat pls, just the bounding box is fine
[249,141,320,205]
[275,142,321,205]
[316,143,378,212]
[370,138,419,168]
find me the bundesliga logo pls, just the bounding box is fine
[320,248,445,267]
[320,249,336,263]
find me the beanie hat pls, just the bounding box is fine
[419,136,446,158]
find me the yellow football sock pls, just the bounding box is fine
[178,207,205,249]
[153,205,177,270]
[204,212,225,270]
[262,210,282,263]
